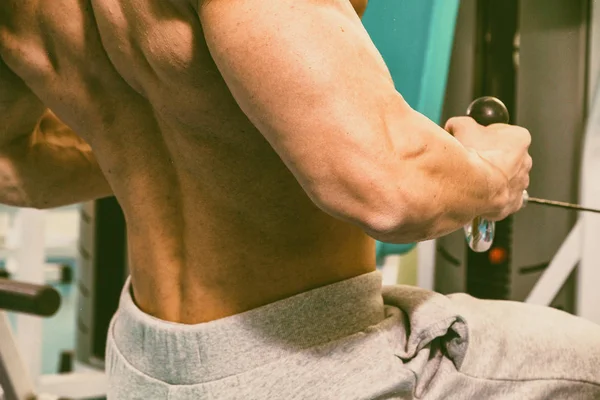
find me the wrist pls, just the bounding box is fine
[470,150,510,217]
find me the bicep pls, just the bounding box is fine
[198,0,405,198]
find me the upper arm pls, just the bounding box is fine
[198,0,409,220]
[0,54,111,209]
[0,53,46,146]
[0,54,89,153]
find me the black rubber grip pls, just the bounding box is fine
[466,96,510,126]
[0,279,61,317]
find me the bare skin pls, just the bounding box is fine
[0,0,375,323]
[0,0,531,323]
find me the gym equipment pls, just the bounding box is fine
[0,264,73,285]
[2,208,107,399]
[0,280,61,400]
[462,96,509,253]
[464,97,600,253]
[375,242,416,267]
[526,78,600,323]
[0,279,60,317]
[0,206,77,286]
[523,193,600,214]
[363,0,460,123]
[76,197,127,371]
[432,0,599,323]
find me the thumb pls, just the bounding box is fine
[444,116,479,135]
[445,116,482,143]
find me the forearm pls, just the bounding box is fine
[0,115,112,209]
[334,107,505,243]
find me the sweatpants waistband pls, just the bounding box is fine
[110,271,386,385]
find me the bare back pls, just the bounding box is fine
[0,0,375,322]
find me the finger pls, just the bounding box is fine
[524,153,533,172]
[519,127,532,148]
[516,155,532,189]
[512,167,529,192]
[515,193,525,212]
[522,172,530,190]
[444,116,479,136]
[506,191,524,217]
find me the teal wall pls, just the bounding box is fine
[362,0,460,124]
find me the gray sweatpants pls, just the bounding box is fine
[106,272,600,399]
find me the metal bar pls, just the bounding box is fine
[525,222,581,306]
[0,280,60,316]
[0,311,36,400]
[578,71,600,323]
[417,240,436,290]
[527,197,600,214]
[10,209,46,383]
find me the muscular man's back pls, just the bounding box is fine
[5,3,600,400]
[0,0,374,323]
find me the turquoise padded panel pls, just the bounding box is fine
[363,0,460,123]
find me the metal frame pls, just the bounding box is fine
[578,0,600,325]
[420,0,600,324]
[427,77,600,324]
[0,209,107,399]
[525,221,582,306]
[526,77,600,323]
[0,309,106,400]
[525,0,600,322]
[0,311,36,400]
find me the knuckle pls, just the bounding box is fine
[525,154,533,170]
[516,196,524,212]
[520,128,532,146]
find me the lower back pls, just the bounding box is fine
[121,116,376,324]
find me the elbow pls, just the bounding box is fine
[310,176,440,243]
[358,185,448,243]
[360,211,410,243]
[360,201,440,244]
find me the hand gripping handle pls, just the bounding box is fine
[463,97,510,252]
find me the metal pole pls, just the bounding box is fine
[10,209,46,385]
